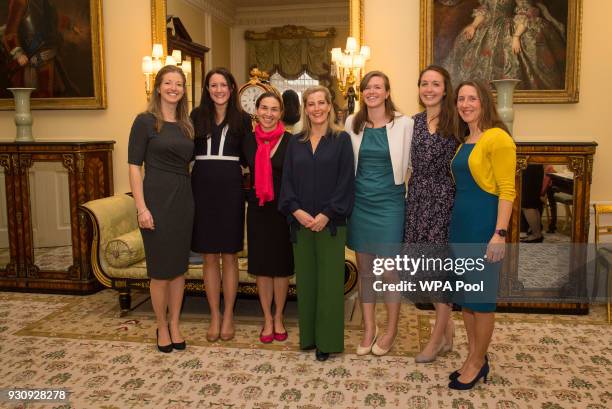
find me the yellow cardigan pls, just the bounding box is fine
[452,127,517,202]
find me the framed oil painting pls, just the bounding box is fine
[420,0,582,103]
[0,0,106,109]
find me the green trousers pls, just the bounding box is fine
[293,226,346,353]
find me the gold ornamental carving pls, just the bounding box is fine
[586,157,593,182]
[76,153,86,174]
[0,154,11,174]
[567,156,584,178]
[11,154,19,174]
[245,25,336,40]
[62,154,75,173]
[18,155,33,174]
[26,262,39,278]
[129,280,149,290]
[516,156,529,174]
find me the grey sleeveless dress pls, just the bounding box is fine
[128,113,194,279]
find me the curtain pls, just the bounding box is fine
[246,30,334,80]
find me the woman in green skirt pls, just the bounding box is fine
[279,86,355,361]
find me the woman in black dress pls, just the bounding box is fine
[191,68,251,342]
[243,92,294,343]
[404,65,460,363]
[128,65,194,352]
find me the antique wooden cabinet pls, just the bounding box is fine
[498,142,597,314]
[0,141,114,293]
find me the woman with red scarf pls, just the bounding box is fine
[243,91,294,343]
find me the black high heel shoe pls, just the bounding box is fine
[156,329,173,353]
[449,355,488,380]
[169,324,186,351]
[448,360,489,390]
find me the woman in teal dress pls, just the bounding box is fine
[448,80,516,390]
[345,71,413,356]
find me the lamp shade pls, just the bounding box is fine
[345,37,358,53]
[152,59,163,74]
[142,56,153,74]
[181,60,192,74]
[171,50,182,63]
[359,45,371,60]
[165,55,177,66]
[152,43,164,59]
[353,54,365,68]
[331,47,342,63]
[342,54,352,68]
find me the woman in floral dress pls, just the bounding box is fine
[404,65,460,363]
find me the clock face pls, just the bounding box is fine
[240,85,265,115]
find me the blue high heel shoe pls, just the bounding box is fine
[449,354,488,381]
[448,360,489,390]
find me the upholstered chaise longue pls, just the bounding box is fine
[81,194,358,315]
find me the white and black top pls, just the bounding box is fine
[190,108,251,253]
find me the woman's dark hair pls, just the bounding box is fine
[454,80,510,140]
[197,67,245,138]
[352,71,398,134]
[418,65,458,141]
[281,89,300,125]
[256,91,283,111]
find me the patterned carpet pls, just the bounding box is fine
[0,246,72,272]
[0,290,610,409]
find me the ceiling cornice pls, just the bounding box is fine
[234,3,348,27]
[181,0,236,25]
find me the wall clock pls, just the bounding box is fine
[238,67,276,116]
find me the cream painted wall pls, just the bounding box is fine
[364,0,611,202]
[211,17,231,69]
[0,0,150,195]
[167,0,206,44]
[1,0,608,203]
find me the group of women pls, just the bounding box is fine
[128,62,516,390]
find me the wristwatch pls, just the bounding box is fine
[495,229,507,237]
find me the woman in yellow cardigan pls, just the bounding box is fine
[447,80,516,390]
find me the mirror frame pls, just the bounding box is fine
[499,142,595,307]
[151,0,364,53]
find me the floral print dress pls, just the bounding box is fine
[404,111,459,244]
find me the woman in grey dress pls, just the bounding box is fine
[128,65,195,353]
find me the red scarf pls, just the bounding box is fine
[254,122,285,206]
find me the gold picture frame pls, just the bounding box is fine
[0,0,106,110]
[150,0,364,55]
[420,0,582,103]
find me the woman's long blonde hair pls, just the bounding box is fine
[299,86,341,142]
[147,65,194,138]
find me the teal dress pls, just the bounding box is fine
[449,144,500,312]
[348,127,405,255]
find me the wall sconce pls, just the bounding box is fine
[142,44,192,100]
[331,37,370,114]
